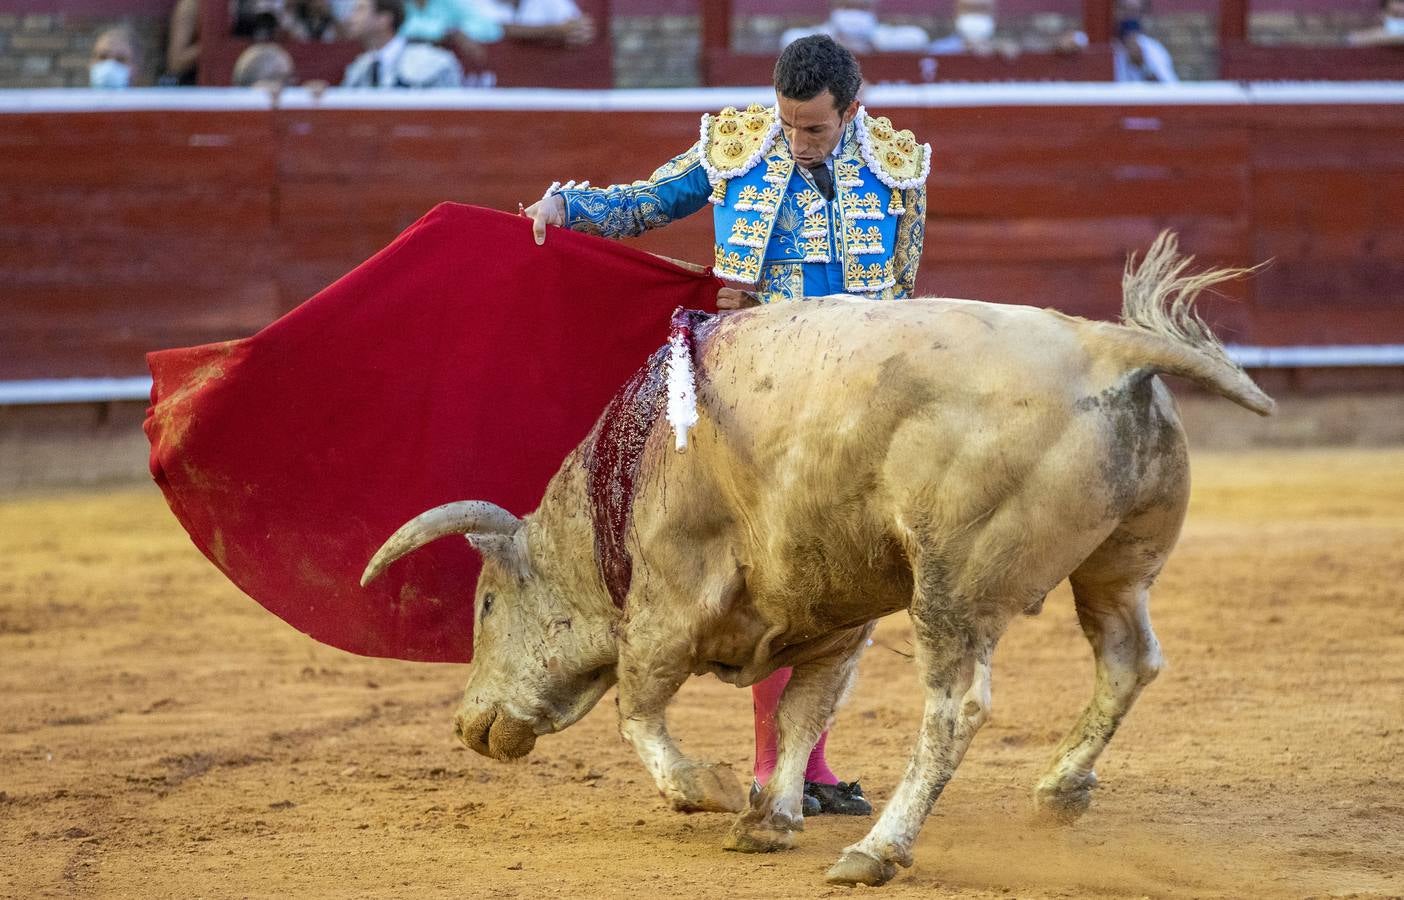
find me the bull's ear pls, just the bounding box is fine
[465,529,530,580]
[362,500,523,587]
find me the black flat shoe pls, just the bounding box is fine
[804,780,872,816]
[750,780,823,817]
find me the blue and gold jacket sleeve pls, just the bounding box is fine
[891,184,926,299]
[557,144,712,239]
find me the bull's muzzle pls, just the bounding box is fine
[454,706,538,760]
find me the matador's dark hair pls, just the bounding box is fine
[773,35,863,110]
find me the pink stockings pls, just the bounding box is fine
[751,667,839,786]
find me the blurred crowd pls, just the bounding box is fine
[87,0,594,91]
[784,0,1404,84]
[81,0,1404,92]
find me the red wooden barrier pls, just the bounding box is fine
[0,90,1401,381]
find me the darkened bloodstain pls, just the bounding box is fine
[583,308,721,609]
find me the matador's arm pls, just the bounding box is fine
[891,184,926,299]
[555,144,713,239]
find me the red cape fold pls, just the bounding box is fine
[145,203,721,663]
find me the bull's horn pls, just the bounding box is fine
[361,501,521,587]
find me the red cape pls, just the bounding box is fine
[145,203,721,663]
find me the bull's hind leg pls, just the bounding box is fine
[724,629,870,854]
[1033,558,1166,824]
[826,583,1006,887]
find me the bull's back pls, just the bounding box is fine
[683,298,1184,621]
[696,297,1096,459]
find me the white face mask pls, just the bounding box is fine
[830,8,878,37]
[1384,15,1404,35]
[955,12,996,43]
[90,58,131,89]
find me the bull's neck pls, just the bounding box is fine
[525,450,618,622]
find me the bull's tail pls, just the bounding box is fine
[1107,231,1275,416]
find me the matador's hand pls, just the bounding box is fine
[520,195,566,245]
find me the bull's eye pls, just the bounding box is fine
[481,593,495,619]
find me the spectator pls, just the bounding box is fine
[232,41,295,88]
[343,0,465,87]
[282,0,342,41]
[779,0,929,54]
[230,0,341,41]
[1110,0,1177,83]
[480,0,595,46]
[400,0,503,63]
[90,26,140,89]
[231,0,282,40]
[164,0,201,84]
[929,0,1020,60]
[1349,0,1404,46]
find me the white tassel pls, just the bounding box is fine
[665,331,698,452]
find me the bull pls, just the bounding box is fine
[361,233,1274,886]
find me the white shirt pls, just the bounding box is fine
[372,34,408,86]
[342,34,464,88]
[1113,33,1178,83]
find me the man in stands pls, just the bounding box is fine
[1110,0,1177,83]
[480,0,595,48]
[523,35,931,815]
[342,0,465,87]
[90,26,140,89]
[929,0,1021,59]
[232,42,295,88]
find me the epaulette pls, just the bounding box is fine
[697,104,779,183]
[855,109,931,191]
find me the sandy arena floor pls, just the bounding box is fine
[1,449,1401,899]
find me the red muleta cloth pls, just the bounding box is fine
[145,203,720,663]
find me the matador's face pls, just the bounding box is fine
[777,90,860,169]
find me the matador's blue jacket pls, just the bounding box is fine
[557,104,930,302]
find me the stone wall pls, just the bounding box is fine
[1154,12,1218,81]
[611,14,701,88]
[0,12,165,88]
[1249,8,1379,46]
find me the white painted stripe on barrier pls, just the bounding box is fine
[0,87,272,112]
[3,81,1402,115]
[1225,344,1404,368]
[2,345,1402,405]
[0,377,154,405]
[1246,81,1404,104]
[869,81,1254,107]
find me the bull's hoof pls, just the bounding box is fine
[667,761,745,814]
[1032,772,1097,825]
[722,810,801,853]
[825,849,897,887]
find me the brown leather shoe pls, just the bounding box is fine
[804,780,872,816]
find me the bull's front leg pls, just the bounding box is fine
[616,635,746,814]
[723,632,869,854]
